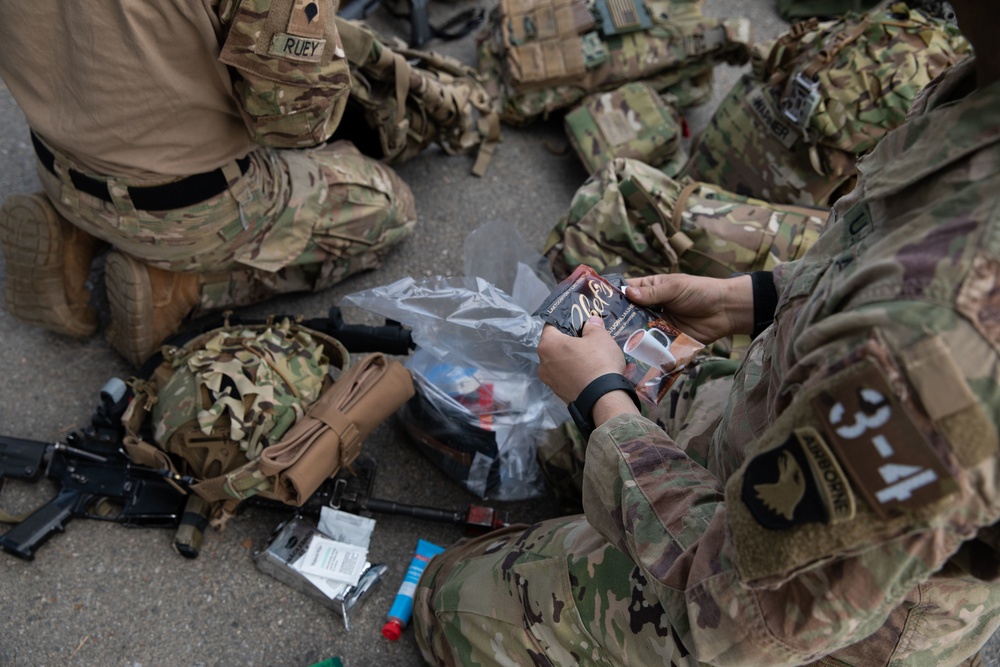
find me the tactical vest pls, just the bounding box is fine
[332,18,502,176]
[682,2,970,207]
[122,316,414,525]
[476,0,752,126]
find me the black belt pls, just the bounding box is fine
[31,132,250,212]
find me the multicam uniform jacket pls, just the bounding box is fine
[414,57,1000,666]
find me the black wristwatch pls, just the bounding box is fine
[567,373,641,440]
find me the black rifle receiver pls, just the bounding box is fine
[0,379,187,560]
[306,305,415,356]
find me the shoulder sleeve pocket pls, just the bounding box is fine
[219,0,351,147]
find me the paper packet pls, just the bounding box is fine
[533,265,704,405]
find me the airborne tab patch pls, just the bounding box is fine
[742,427,854,530]
[812,360,955,519]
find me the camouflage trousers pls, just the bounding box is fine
[36,140,416,310]
[413,357,740,667]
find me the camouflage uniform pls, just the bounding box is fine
[0,0,415,313]
[414,57,1000,666]
[35,139,415,310]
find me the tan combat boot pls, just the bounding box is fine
[0,193,103,337]
[104,251,201,367]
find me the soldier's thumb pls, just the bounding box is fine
[627,281,676,308]
[582,316,607,337]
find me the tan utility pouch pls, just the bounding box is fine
[250,353,413,505]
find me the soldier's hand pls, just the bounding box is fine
[625,273,755,343]
[538,318,626,405]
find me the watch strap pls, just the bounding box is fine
[567,373,641,439]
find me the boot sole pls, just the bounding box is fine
[0,195,97,337]
[105,252,156,367]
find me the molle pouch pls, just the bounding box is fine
[683,73,859,207]
[564,82,687,175]
[219,0,352,147]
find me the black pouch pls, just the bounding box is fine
[398,375,503,499]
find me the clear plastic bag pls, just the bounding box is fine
[344,222,563,500]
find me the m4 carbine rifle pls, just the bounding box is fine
[0,378,187,560]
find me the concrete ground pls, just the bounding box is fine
[0,1,996,666]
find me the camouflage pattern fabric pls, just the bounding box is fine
[334,18,502,176]
[152,320,332,465]
[218,0,352,148]
[543,157,827,282]
[141,318,347,480]
[36,140,416,313]
[123,317,350,518]
[476,0,752,126]
[682,2,970,206]
[415,58,1000,666]
[563,82,688,175]
[537,355,740,506]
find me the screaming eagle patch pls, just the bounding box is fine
[742,427,855,530]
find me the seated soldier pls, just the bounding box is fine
[412,0,1000,664]
[0,0,416,367]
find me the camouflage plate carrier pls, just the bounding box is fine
[563,81,687,175]
[476,0,752,126]
[544,157,827,281]
[681,2,970,207]
[333,17,502,176]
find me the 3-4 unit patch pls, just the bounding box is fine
[742,427,855,530]
[812,360,955,519]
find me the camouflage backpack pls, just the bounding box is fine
[121,316,414,533]
[681,2,970,207]
[332,17,502,176]
[476,0,752,126]
[543,157,827,282]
